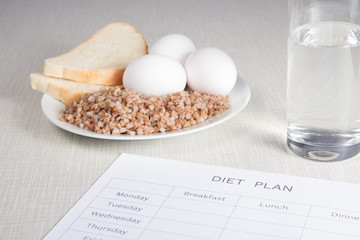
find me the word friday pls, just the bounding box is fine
[211,176,294,192]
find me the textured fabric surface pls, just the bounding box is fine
[1,0,360,239]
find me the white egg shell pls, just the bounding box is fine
[149,34,196,65]
[123,54,187,96]
[185,47,237,95]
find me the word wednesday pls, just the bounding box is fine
[91,211,142,224]
[211,176,293,192]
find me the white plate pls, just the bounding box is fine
[41,77,251,140]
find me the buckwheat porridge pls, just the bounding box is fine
[60,86,229,135]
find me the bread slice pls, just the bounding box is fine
[30,73,116,105]
[43,22,147,86]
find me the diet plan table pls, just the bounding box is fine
[43,154,360,240]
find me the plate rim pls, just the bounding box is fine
[41,77,251,140]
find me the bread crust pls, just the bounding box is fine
[30,73,115,104]
[30,73,84,104]
[43,22,148,86]
[43,61,126,85]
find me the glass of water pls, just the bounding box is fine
[287,0,360,161]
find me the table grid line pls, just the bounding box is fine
[67,228,127,240]
[105,186,169,197]
[223,228,299,240]
[141,229,212,240]
[78,217,145,231]
[87,205,230,220]
[309,204,360,215]
[86,206,157,218]
[308,215,360,226]
[217,195,241,239]
[304,227,360,239]
[96,196,164,207]
[143,216,226,230]
[111,177,175,188]
[234,205,308,217]
[168,195,235,207]
[228,216,306,229]
[299,205,312,240]
[137,186,175,240]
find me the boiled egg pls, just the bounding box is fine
[123,54,186,96]
[149,34,196,65]
[185,47,237,95]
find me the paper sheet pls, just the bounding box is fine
[44,153,360,240]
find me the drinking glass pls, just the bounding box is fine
[287,0,360,161]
